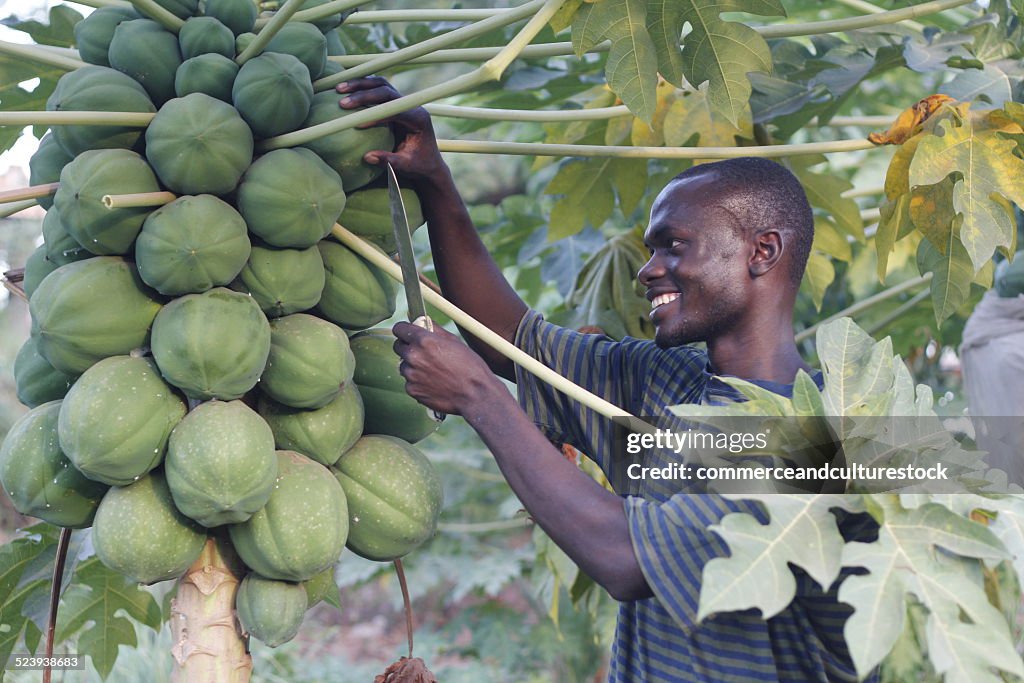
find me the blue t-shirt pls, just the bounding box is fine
[514,310,878,682]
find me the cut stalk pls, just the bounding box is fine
[237,0,306,64]
[345,8,505,23]
[0,111,154,127]
[860,207,881,222]
[0,184,59,204]
[129,0,185,32]
[314,0,546,90]
[0,200,38,219]
[103,191,177,209]
[434,138,877,159]
[254,0,365,29]
[0,40,86,71]
[795,274,932,344]
[332,223,656,435]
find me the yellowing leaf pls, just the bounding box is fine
[812,217,852,262]
[791,157,863,240]
[549,0,584,33]
[867,94,957,146]
[630,79,680,146]
[909,177,957,255]
[876,194,913,282]
[802,251,835,311]
[663,81,753,153]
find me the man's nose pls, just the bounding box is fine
[637,254,664,287]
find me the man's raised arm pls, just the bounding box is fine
[338,77,527,380]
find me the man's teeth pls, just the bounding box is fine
[651,293,680,309]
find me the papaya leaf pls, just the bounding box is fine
[811,218,851,263]
[549,0,584,34]
[875,195,912,282]
[801,250,835,311]
[0,533,57,678]
[909,115,1024,271]
[662,81,753,153]
[545,158,648,240]
[816,318,895,419]
[630,79,680,146]
[939,63,1014,108]
[909,177,957,255]
[0,5,82,48]
[915,226,974,325]
[790,159,862,241]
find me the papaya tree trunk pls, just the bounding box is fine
[170,536,252,683]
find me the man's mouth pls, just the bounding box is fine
[651,292,680,310]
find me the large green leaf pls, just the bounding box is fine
[0,527,59,679]
[544,157,648,239]
[1,5,82,48]
[916,227,974,325]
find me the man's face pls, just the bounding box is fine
[638,173,754,348]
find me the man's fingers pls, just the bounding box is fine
[338,84,399,110]
[393,321,428,343]
[335,76,391,93]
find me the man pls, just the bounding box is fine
[337,77,872,682]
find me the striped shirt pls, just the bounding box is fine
[514,310,879,683]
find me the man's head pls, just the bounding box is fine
[638,157,814,348]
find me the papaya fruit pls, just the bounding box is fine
[174,53,238,102]
[236,148,346,249]
[264,22,327,80]
[231,242,326,317]
[22,246,59,300]
[41,207,89,266]
[350,329,440,443]
[165,400,277,526]
[108,19,182,106]
[54,148,160,255]
[202,0,257,35]
[135,194,251,295]
[0,401,108,528]
[13,337,76,408]
[299,0,344,31]
[151,287,271,400]
[178,16,235,59]
[229,451,348,582]
[261,314,354,409]
[73,5,141,67]
[30,257,162,375]
[333,435,442,561]
[317,240,396,330]
[300,93,394,191]
[232,52,312,138]
[92,471,206,584]
[235,31,254,54]
[145,92,254,195]
[236,574,307,647]
[28,133,73,210]
[59,355,186,485]
[46,66,156,156]
[303,566,340,608]
[146,0,198,20]
[324,28,346,56]
[338,187,424,254]
[258,383,363,467]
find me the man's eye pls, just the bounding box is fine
[670,239,684,249]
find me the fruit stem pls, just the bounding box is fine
[66,0,132,9]
[0,40,86,71]
[253,0,364,29]
[332,223,657,435]
[42,528,72,683]
[344,8,505,24]
[0,183,59,204]
[1,268,27,302]
[102,191,177,209]
[393,559,414,658]
[833,0,926,32]
[0,199,38,218]
[237,0,306,65]
[0,111,155,127]
[128,0,185,32]
[425,103,627,122]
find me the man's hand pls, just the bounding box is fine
[392,321,504,416]
[336,77,450,190]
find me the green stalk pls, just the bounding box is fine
[794,274,932,344]
[865,288,931,336]
[103,191,177,209]
[832,0,926,32]
[0,111,154,126]
[328,41,582,67]
[237,0,306,64]
[841,186,884,199]
[0,40,86,71]
[425,103,631,122]
[254,0,366,29]
[314,0,546,90]
[0,183,59,204]
[345,8,505,23]
[67,0,132,8]
[433,138,877,159]
[0,199,37,219]
[809,115,893,128]
[758,0,973,38]
[129,0,185,32]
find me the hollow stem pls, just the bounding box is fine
[254,0,366,29]
[237,0,306,64]
[0,184,59,204]
[434,138,877,159]
[103,191,177,209]
[0,200,38,219]
[0,40,86,71]
[0,111,154,127]
[129,0,185,32]
[794,274,932,343]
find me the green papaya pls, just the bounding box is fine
[73,6,141,67]
[14,337,76,408]
[146,0,199,20]
[350,329,440,443]
[232,52,312,139]
[41,207,89,266]
[261,314,354,409]
[29,133,73,210]
[302,566,340,608]
[317,240,396,330]
[231,242,325,318]
[151,287,271,400]
[324,28,345,57]
[46,66,156,156]
[92,471,206,584]
[54,148,160,255]
[135,194,251,295]
[236,148,346,249]
[0,401,108,528]
[235,31,254,54]
[22,247,58,300]
[178,16,234,59]
[299,0,343,31]
[30,257,162,375]
[228,451,347,581]
[338,187,424,254]
[108,19,182,105]
[165,400,277,526]
[333,435,442,561]
[59,355,186,485]
[202,0,257,35]
[264,22,326,80]
[236,574,307,646]
[174,53,239,102]
[319,59,344,79]
[145,92,253,195]
[300,93,394,191]
[258,383,363,467]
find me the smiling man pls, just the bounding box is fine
[338,76,873,683]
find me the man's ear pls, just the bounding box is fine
[749,229,783,277]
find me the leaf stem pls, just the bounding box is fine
[237,0,306,64]
[425,103,632,122]
[328,41,587,67]
[434,138,878,159]
[865,288,932,335]
[832,0,926,32]
[254,0,366,29]
[795,274,932,343]
[810,115,894,128]
[128,0,185,32]
[757,0,974,38]
[0,199,38,218]
[346,8,506,23]
[0,111,155,126]
[42,528,72,683]
[0,40,86,71]
[103,191,177,208]
[393,559,413,658]
[842,186,884,199]
[0,183,59,204]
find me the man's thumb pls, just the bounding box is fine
[364,151,397,166]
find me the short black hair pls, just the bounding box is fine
[671,157,814,286]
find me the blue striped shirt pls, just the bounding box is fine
[514,310,879,682]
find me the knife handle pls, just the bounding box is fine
[412,316,446,423]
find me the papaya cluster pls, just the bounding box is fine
[1,0,443,649]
